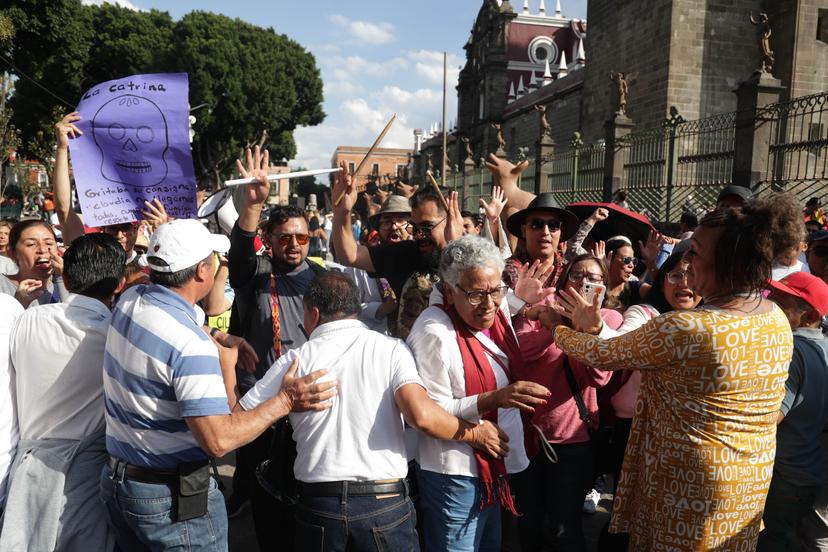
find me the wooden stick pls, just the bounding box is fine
[224,167,341,186]
[425,170,450,212]
[334,114,397,206]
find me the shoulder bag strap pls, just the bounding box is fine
[562,356,594,429]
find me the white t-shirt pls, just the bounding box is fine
[0,295,24,506]
[772,258,810,281]
[10,294,111,440]
[240,318,422,483]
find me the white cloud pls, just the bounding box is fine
[293,84,458,179]
[328,14,395,45]
[81,0,143,11]
[406,50,464,86]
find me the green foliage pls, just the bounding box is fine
[3,1,325,187]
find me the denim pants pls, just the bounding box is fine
[417,468,501,552]
[293,487,419,551]
[758,472,821,552]
[511,441,594,552]
[99,466,228,552]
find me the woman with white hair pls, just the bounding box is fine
[407,235,550,552]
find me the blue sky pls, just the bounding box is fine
[86,0,587,171]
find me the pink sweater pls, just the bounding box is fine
[512,309,623,444]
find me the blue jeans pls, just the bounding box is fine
[294,488,419,551]
[417,468,501,552]
[99,466,228,552]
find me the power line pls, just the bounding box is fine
[0,53,75,109]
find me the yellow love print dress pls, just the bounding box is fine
[555,306,792,552]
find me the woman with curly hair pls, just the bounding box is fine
[540,194,801,551]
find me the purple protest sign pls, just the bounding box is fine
[68,73,197,227]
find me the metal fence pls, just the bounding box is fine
[543,138,605,205]
[755,91,828,202]
[433,90,828,224]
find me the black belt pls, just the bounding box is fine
[298,479,408,498]
[108,456,188,485]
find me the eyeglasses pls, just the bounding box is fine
[274,233,310,246]
[812,245,828,258]
[526,219,562,232]
[408,217,446,236]
[666,270,688,284]
[455,284,509,306]
[568,271,604,284]
[380,219,411,229]
[618,256,638,266]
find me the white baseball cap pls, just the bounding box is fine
[147,219,231,273]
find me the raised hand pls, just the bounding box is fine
[553,287,603,334]
[588,207,609,224]
[394,181,419,198]
[480,186,508,225]
[142,198,171,230]
[55,112,83,149]
[514,259,557,305]
[235,145,270,206]
[444,191,465,244]
[639,229,662,269]
[332,160,355,213]
[484,154,529,190]
[590,240,606,259]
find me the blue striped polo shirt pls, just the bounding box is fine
[103,284,230,469]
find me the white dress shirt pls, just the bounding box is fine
[0,295,23,506]
[10,293,111,441]
[240,318,423,483]
[406,304,529,478]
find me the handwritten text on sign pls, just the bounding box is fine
[69,73,197,227]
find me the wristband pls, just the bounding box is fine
[209,327,221,339]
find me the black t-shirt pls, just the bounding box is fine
[368,240,433,297]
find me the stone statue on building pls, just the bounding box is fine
[491,122,507,155]
[610,72,630,116]
[425,151,433,173]
[535,104,551,137]
[461,136,474,160]
[750,12,774,74]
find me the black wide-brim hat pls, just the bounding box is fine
[506,193,580,241]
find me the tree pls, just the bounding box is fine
[4,2,325,188]
[171,11,325,186]
[4,0,93,171]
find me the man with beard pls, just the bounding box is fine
[342,195,412,334]
[331,160,464,338]
[225,146,327,547]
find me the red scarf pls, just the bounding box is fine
[442,304,522,515]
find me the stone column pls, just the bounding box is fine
[534,134,555,195]
[602,114,634,202]
[732,72,785,189]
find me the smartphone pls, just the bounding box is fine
[582,282,607,306]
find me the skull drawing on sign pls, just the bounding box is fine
[92,95,169,187]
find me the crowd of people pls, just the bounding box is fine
[0,111,824,552]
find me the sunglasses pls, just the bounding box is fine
[409,218,446,236]
[527,219,562,232]
[274,233,310,246]
[812,245,828,258]
[618,256,638,266]
[568,271,604,284]
[103,222,140,234]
